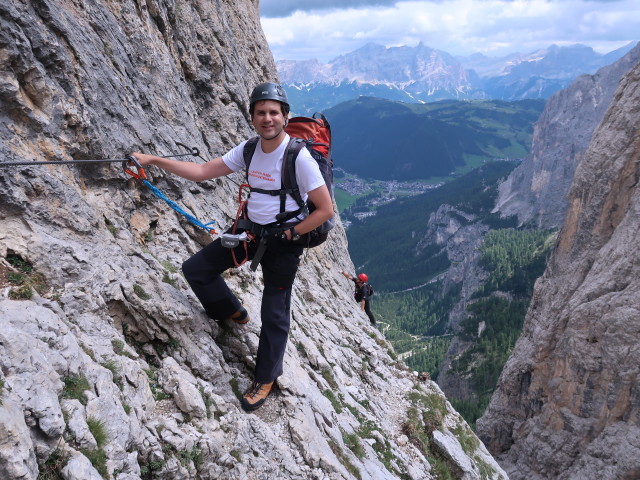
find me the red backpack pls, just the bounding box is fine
[243,112,335,247]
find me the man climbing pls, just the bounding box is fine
[340,271,376,326]
[131,82,334,412]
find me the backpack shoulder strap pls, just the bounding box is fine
[282,138,307,208]
[243,136,260,180]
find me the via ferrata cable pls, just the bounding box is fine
[0,144,217,235]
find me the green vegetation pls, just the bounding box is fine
[345,152,555,428]
[104,217,118,237]
[328,439,361,479]
[133,284,151,300]
[475,228,555,297]
[160,260,178,273]
[162,272,177,287]
[80,448,108,477]
[358,419,410,479]
[144,368,172,401]
[451,229,555,425]
[448,228,554,426]
[100,360,123,390]
[403,336,452,379]
[161,260,179,287]
[375,281,459,377]
[378,282,461,338]
[229,377,242,401]
[86,417,108,448]
[334,187,359,212]
[378,226,553,427]
[347,161,517,291]
[37,448,69,479]
[5,253,48,300]
[61,375,91,406]
[402,388,457,478]
[177,446,203,470]
[451,423,479,455]
[327,97,544,181]
[343,432,365,459]
[111,339,125,355]
[323,389,343,413]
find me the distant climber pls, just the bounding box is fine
[131,82,334,412]
[340,271,376,326]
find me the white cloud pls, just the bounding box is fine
[261,0,640,61]
[261,0,402,18]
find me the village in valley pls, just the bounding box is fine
[335,168,444,227]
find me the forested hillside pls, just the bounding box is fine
[347,161,555,427]
[327,97,544,181]
[347,161,517,290]
[446,228,554,424]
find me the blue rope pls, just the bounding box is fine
[142,180,216,233]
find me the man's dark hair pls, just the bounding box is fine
[249,100,290,119]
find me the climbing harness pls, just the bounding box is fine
[222,182,305,271]
[0,144,217,236]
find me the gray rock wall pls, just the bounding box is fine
[477,59,640,480]
[413,204,490,401]
[0,1,503,479]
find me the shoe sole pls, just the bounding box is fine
[230,307,250,324]
[241,398,266,412]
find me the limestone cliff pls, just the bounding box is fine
[0,1,504,479]
[413,204,489,401]
[477,60,640,479]
[494,42,640,229]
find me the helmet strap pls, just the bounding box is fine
[260,126,285,141]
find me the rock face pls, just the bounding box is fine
[476,60,640,479]
[413,205,489,400]
[0,1,504,479]
[494,42,640,229]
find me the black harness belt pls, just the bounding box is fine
[234,219,299,271]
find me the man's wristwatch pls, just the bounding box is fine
[289,227,300,241]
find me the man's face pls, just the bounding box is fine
[251,100,286,140]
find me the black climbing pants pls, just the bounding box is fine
[363,299,376,325]
[182,229,303,383]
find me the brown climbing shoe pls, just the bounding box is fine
[229,307,250,324]
[241,380,274,412]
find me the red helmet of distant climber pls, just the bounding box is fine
[358,273,368,282]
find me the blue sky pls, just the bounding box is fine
[260,0,639,62]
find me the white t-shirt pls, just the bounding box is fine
[222,134,325,225]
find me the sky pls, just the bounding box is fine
[260,0,639,62]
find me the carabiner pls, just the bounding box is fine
[123,155,147,180]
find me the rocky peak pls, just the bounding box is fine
[0,1,503,479]
[494,42,640,229]
[477,58,640,479]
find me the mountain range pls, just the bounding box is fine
[278,41,638,114]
